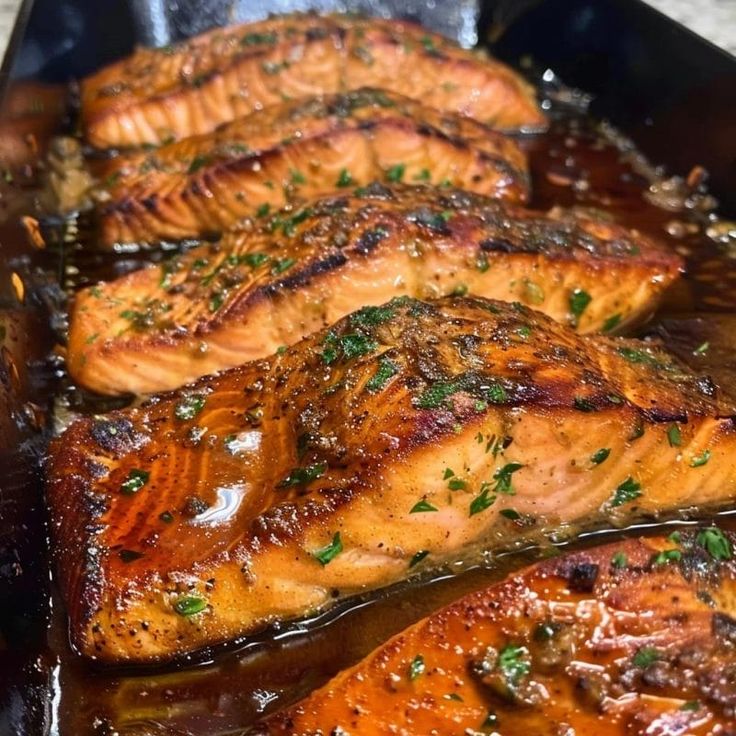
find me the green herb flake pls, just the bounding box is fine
[617,347,657,365]
[312,532,343,566]
[209,292,224,312]
[667,424,682,447]
[120,469,150,495]
[271,257,296,275]
[602,313,622,332]
[486,383,508,403]
[408,654,425,680]
[651,548,682,565]
[591,448,610,465]
[447,477,468,491]
[386,163,405,182]
[336,168,354,187]
[159,510,174,523]
[173,595,207,616]
[469,485,496,516]
[696,527,732,560]
[242,252,269,268]
[498,644,531,685]
[690,449,711,467]
[444,692,463,702]
[611,476,642,507]
[611,551,628,569]
[255,203,271,218]
[680,701,700,712]
[278,463,327,488]
[409,550,429,568]
[451,283,468,297]
[632,647,661,668]
[410,499,438,513]
[289,168,306,185]
[693,341,709,355]
[493,463,523,495]
[482,712,498,729]
[365,357,399,393]
[574,396,596,412]
[414,168,431,182]
[476,253,490,272]
[350,303,395,327]
[174,394,206,421]
[187,155,210,174]
[569,288,592,323]
[500,508,521,521]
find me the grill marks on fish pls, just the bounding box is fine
[81,13,546,148]
[68,185,682,395]
[47,296,736,663]
[257,532,736,735]
[94,88,529,246]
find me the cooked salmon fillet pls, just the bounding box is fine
[69,184,682,396]
[47,296,736,663]
[95,88,529,246]
[257,531,736,735]
[81,13,546,149]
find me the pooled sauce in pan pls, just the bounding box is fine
[0,70,735,736]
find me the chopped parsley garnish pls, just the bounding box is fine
[386,163,405,182]
[336,168,354,187]
[255,203,271,218]
[410,499,438,513]
[611,551,628,569]
[173,595,207,616]
[174,394,206,421]
[482,712,498,729]
[523,279,545,305]
[159,510,174,523]
[278,463,327,488]
[632,647,661,668]
[312,532,343,566]
[409,550,429,568]
[321,332,378,365]
[350,303,395,327]
[469,485,495,516]
[651,548,682,565]
[569,288,592,323]
[414,168,431,182]
[493,463,523,495]
[289,168,306,185]
[690,449,711,467]
[365,357,398,393]
[602,313,622,332]
[681,701,700,711]
[209,292,224,312]
[617,347,658,365]
[498,644,530,685]
[500,508,521,520]
[591,448,610,465]
[271,257,296,274]
[610,476,642,507]
[667,424,682,447]
[408,654,425,680]
[240,31,277,46]
[574,396,596,412]
[696,527,732,560]
[121,468,150,495]
[476,253,490,272]
[242,252,269,268]
[416,379,461,409]
[451,283,468,297]
[486,383,508,403]
[693,341,709,355]
[448,477,467,491]
[187,155,210,174]
[444,692,463,702]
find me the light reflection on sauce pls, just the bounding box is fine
[191,483,245,525]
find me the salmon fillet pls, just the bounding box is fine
[69,184,682,396]
[81,13,546,149]
[258,531,736,735]
[47,296,736,663]
[95,88,529,246]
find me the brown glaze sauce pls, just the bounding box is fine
[1,71,736,736]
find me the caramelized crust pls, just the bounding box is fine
[94,88,529,246]
[48,296,736,663]
[258,532,736,735]
[69,184,682,396]
[81,14,546,149]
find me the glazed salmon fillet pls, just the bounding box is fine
[47,296,736,663]
[81,13,546,149]
[95,88,529,246]
[69,184,682,396]
[257,531,736,735]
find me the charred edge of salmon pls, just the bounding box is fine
[258,531,736,734]
[96,116,531,231]
[52,296,728,636]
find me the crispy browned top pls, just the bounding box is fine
[50,296,725,594]
[259,531,736,735]
[83,184,679,346]
[81,13,545,144]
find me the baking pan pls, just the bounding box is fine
[0,1,734,734]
